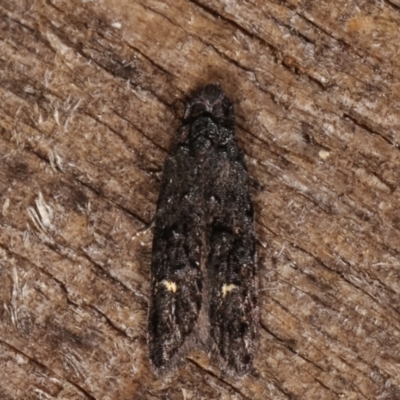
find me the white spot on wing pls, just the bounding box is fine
[222,283,238,298]
[161,280,177,293]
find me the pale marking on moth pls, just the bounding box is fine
[161,280,178,293]
[222,283,238,298]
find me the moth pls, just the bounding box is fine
[148,84,258,376]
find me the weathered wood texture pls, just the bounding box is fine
[1,0,400,399]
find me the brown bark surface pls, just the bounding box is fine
[1,0,400,399]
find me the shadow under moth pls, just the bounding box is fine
[148,84,258,376]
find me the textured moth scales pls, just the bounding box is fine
[148,84,258,376]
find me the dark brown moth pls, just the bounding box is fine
[148,84,258,376]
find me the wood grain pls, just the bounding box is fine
[1,0,400,399]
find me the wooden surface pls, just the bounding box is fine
[1,0,400,399]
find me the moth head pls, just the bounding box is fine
[184,84,234,128]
